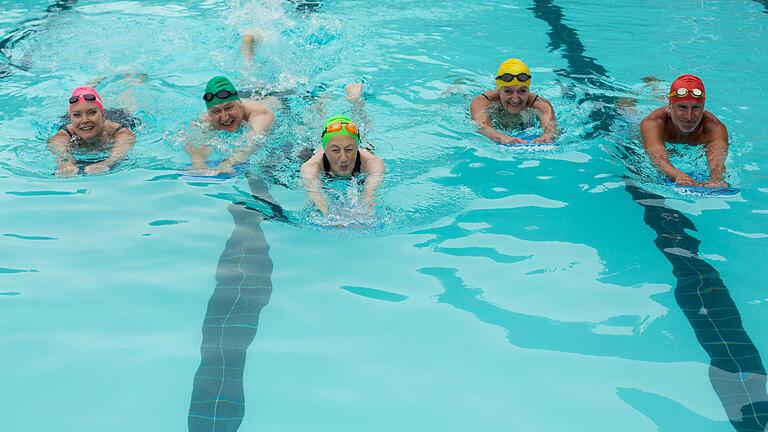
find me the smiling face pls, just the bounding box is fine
[68,103,105,141]
[324,135,359,176]
[669,101,705,133]
[208,101,245,132]
[498,85,529,114]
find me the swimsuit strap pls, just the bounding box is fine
[353,152,361,175]
[322,153,331,173]
[481,93,491,102]
[528,94,539,108]
[60,125,74,138]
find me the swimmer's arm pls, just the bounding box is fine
[640,116,695,185]
[704,123,729,186]
[361,152,385,209]
[103,128,136,167]
[300,156,328,214]
[184,121,213,170]
[470,93,524,145]
[533,99,556,143]
[217,105,275,171]
[48,130,78,176]
[346,83,370,133]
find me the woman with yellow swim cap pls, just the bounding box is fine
[470,58,557,145]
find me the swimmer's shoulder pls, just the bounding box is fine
[360,149,385,172]
[641,107,668,125]
[300,150,324,173]
[529,93,553,112]
[702,111,728,141]
[480,89,500,103]
[242,99,273,116]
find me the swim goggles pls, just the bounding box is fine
[321,120,359,137]
[495,72,531,83]
[202,89,238,102]
[69,94,99,104]
[669,87,705,98]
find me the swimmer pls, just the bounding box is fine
[300,113,385,214]
[185,75,275,175]
[470,58,556,145]
[48,86,137,177]
[640,74,729,187]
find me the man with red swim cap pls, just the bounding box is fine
[640,74,729,186]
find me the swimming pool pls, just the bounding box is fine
[1,0,767,431]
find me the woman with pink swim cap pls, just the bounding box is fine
[47,86,136,177]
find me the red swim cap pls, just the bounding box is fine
[69,86,105,115]
[669,74,706,104]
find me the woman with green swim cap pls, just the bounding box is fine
[470,58,557,145]
[300,113,385,214]
[185,75,276,175]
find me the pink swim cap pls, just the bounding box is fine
[69,86,105,115]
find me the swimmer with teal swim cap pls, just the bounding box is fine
[185,75,276,175]
[470,58,557,145]
[300,89,385,213]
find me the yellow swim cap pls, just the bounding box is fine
[495,58,531,89]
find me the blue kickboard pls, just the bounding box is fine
[664,173,739,196]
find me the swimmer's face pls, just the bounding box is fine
[208,101,244,132]
[324,135,359,177]
[69,103,105,140]
[498,85,529,114]
[669,101,705,133]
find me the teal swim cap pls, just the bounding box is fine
[203,76,240,109]
[321,115,360,150]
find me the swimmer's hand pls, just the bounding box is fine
[498,135,529,145]
[56,162,79,177]
[531,134,553,144]
[701,179,729,188]
[345,83,363,103]
[185,167,219,177]
[672,173,699,186]
[214,160,235,175]
[85,161,111,175]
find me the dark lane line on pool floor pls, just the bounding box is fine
[754,0,768,14]
[529,1,768,430]
[0,0,78,79]
[188,176,275,432]
[627,184,768,431]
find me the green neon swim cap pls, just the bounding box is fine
[204,76,240,109]
[321,115,361,150]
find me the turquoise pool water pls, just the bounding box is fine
[1,1,767,431]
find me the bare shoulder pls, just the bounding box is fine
[641,107,667,126]
[360,149,385,172]
[301,149,324,173]
[703,111,728,140]
[49,127,70,141]
[531,93,553,111]
[242,100,272,116]
[703,111,725,129]
[480,90,499,102]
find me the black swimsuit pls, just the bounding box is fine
[322,153,361,177]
